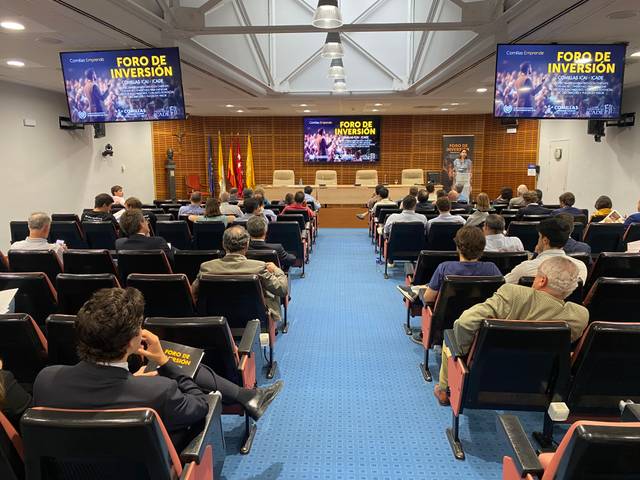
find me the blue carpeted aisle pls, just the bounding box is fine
[220,228,541,480]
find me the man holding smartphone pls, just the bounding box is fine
[9,212,67,264]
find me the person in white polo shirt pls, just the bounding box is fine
[9,212,66,263]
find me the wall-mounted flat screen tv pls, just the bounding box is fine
[60,47,186,123]
[494,43,626,119]
[304,116,380,163]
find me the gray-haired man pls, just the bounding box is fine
[9,212,66,263]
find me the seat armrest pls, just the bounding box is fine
[621,403,640,422]
[497,415,543,477]
[238,319,260,355]
[444,329,464,358]
[404,262,415,277]
[180,392,223,464]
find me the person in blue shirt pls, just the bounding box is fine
[624,199,640,226]
[551,192,584,217]
[556,214,591,256]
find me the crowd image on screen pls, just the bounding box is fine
[303,127,376,163]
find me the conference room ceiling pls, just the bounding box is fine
[1,0,639,116]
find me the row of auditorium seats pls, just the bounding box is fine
[271,168,425,186]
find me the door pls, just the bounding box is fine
[543,140,570,201]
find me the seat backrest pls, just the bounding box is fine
[518,276,584,304]
[247,249,280,268]
[56,274,120,315]
[623,223,640,246]
[568,321,640,416]
[155,213,173,222]
[463,319,571,411]
[173,250,222,283]
[192,222,226,250]
[272,170,295,186]
[63,249,118,276]
[155,221,192,250]
[583,277,640,323]
[586,252,640,292]
[0,410,22,480]
[355,169,378,186]
[428,275,504,345]
[49,221,87,249]
[82,222,118,250]
[51,214,81,224]
[0,314,47,385]
[278,214,305,232]
[412,250,458,285]
[314,170,337,185]
[571,222,585,241]
[427,223,463,250]
[9,222,28,244]
[0,273,57,327]
[45,314,79,366]
[583,222,625,254]
[117,250,172,285]
[387,223,426,261]
[21,408,180,480]
[8,250,63,285]
[196,274,269,330]
[144,316,241,386]
[480,251,528,275]
[401,168,424,185]
[544,421,640,480]
[0,251,8,272]
[567,252,590,270]
[266,222,304,259]
[378,208,401,226]
[127,274,195,317]
[506,221,540,252]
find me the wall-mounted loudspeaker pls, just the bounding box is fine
[587,120,605,142]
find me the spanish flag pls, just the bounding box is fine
[226,136,236,188]
[217,131,226,193]
[245,132,255,189]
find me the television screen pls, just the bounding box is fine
[494,43,626,119]
[304,116,380,163]
[60,47,186,123]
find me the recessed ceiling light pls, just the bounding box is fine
[225,104,234,107]
[36,36,63,45]
[299,103,308,107]
[631,51,640,58]
[440,108,449,111]
[372,109,379,112]
[374,103,383,106]
[1,21,25,31]
[476,87,488,93]
[450,102,460,106]
[303,109,311,113]
[236,109,244,113]
[6,60,25,67]
[607,10,638,20]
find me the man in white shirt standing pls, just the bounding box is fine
[383,196,427,238]
[111,185,125,206]
[426,197,466,233]
[9,212,66,263]
[483,214,524,252]
[504,216,587,284]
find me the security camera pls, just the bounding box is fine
[102,144,114,157]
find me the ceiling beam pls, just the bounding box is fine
[180,21,486,35]
[198,0,226,14]
[409,0,440,83]
[234,0,274,86]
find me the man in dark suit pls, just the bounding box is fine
[116,209,175,264]
[516,191,551,219]
[246,216,296,270]
[32,288,283,449]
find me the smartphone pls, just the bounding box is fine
[55,239,65,245]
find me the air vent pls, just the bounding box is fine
[413,105,438,109]
[246,106,270,111]
[607,10,638,20]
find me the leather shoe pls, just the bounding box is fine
[434,384,450,406]
[244,380,284,420]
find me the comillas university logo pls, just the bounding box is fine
[503,104,513,114]
[78,111,87,120]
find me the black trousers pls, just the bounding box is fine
[195,364,242,404]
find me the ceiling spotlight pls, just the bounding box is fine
[236,109,244,113]
[374,103,383,106]
[321,32,344,59]
[372,109,379,112]
[476,87,488,93]
[631,51,640,58]
[328,58,345,79]
[1,20,25,30]
[312,0,343,29]
[6,59,25,67]
[303,109,311,113]
[299,103,308,107]
[225,104,234,107]
[333,78,347,92]
[440,108,449,111]
[450,102,460,106]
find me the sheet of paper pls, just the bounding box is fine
[0,288,18,314]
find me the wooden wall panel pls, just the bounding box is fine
[152,115,539,200]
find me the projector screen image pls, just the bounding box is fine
[304,117,380,163]
[494,44,626,119]
[60,47,186,123]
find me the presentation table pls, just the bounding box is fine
[263,185,435,206]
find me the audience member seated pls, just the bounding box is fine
[111,185,125,206]
[426,197,466,233]
[508,184,528,208]
[282,191,316,219]
[556,214,591,255]
[465,193,490,227]
[357,184,385,220]
[304,186,321,211]
[229,187,239,202]
[247,216,296,270]
[436,189,447,199]
[535,188,544,205]
[116,209,174,263]
[426,183,437,202]
[81,193,119,230]
[32,288,283,449]
[219,191,243,217]
[551,191,583,216]
[624,198,640,226]
[447,190,471,212]
[416,189,435,211]
[114,197,158,225]
[483,214,524,252]
[454,183,468,203]
[241,188,254,204]
[401,226,502,344]
[254,187,271,206]
[504,217,587,284]
[9,212,66,263]
[188,198,232,226]
[408,186,419,199]
[434,256,588,405]
[236,197,267,223]
[283,193,294,206]
[256,195,277,222]
[591,195,613,222]
[494,186,513,204]
[0,359,32,430]
[178,192,204,217]
[515,191,551,218]
[369,187,396,216]
[192,226,288,322]
[383,196,427,238]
